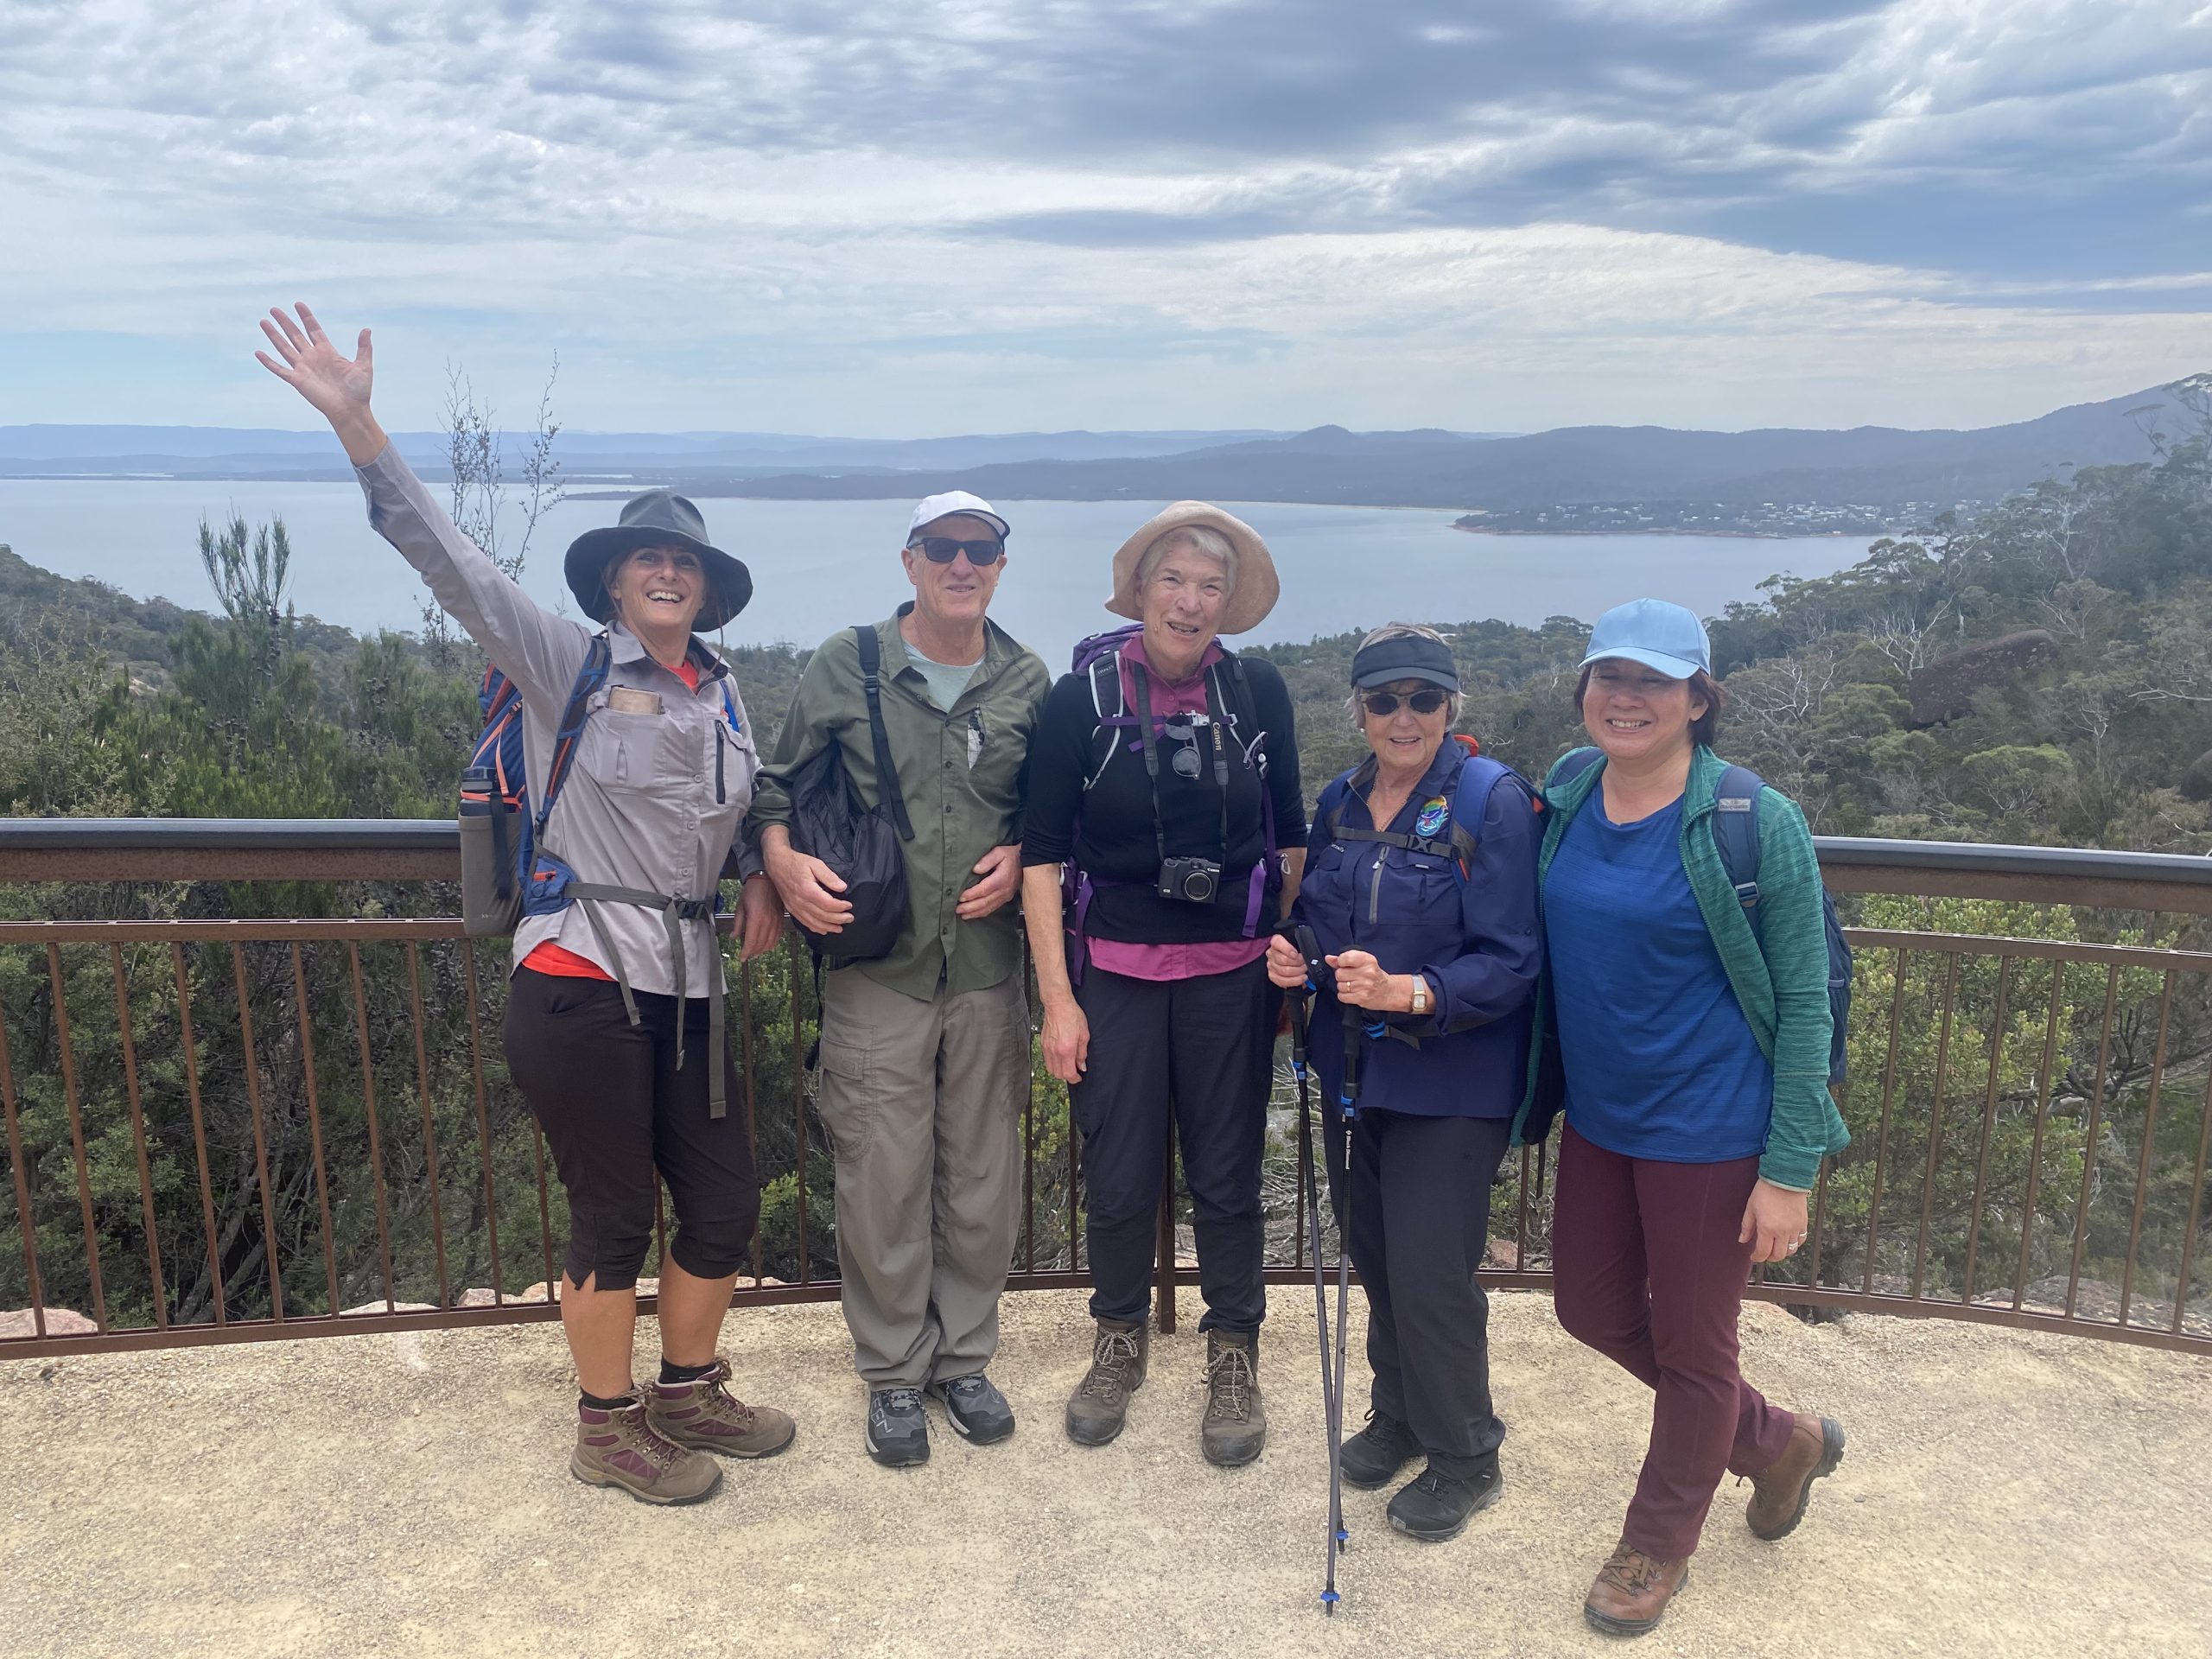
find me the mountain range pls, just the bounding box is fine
[3,378,2202,512]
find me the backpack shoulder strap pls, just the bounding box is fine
[855,624,915,842]
[1546,746,1604,794]
[1446,753,1514,865]
[534,632,613,834]
[1710,762,1765,915]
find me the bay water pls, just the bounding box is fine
[0,478,1878,663]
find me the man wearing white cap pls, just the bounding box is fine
[750,490,1050,1467]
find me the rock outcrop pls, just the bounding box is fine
[1907,628,2058,726]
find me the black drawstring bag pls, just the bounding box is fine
[788,623,913,963]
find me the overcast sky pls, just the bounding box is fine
[3,0,2208,436]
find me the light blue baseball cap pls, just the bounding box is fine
[1580,597,1711,680]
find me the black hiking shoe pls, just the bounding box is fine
[1387,1462,1502,1543]
[1200,1329,1266,1467]
[1065,1319,1147,1447]
[864,1387,930,1468]
[1340,1411,1424,1491]
[928,1374,1016,1445]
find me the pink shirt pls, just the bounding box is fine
[1090,634,1269,982]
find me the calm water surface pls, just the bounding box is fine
[0,479,1878,662]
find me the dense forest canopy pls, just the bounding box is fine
[3,389,2209,849]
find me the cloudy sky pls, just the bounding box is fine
[2,0,2208,435]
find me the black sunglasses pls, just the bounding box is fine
[908,536,1006,566]
[1362,689,1451,717]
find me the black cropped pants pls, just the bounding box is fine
[504,967,760,1293]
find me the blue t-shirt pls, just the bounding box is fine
[1543,793,1772,1162]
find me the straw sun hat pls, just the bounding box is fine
[1104,502,1280,637]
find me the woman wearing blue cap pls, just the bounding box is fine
[1266,623,1541,1543]
[1514,598,1851,1637]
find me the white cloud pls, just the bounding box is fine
[0,0,2205,433]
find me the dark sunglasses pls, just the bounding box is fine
[908,536,1006,566]
[1362,689,1451,717]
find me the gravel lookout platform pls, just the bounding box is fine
[4,1285,2207,1659]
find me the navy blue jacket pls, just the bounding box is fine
[1293,741,1542,1119]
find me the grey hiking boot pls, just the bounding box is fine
[1065,1319,1148,1446]
[1340,1409,1424,1490]
[928,1373,1016,1445]
[572,1392,723,1504]
[647,1359,798,1459]
[865,1386,930,1468]
[1200,1329,1266,1467]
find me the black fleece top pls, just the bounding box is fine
[1020,650,1306,944]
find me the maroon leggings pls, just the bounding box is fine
[1551,1121,1796,1559]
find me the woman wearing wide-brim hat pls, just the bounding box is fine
[1019,501,1306,1465]
[257,303,796,1506]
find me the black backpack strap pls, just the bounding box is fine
[855,625,915,842]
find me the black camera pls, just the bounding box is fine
[1157,856,1223,904]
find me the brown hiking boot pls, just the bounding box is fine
[1065,1319,1147,1446]
[647,1359,798,1459]
[1745,1413,1846,1540]
[571,1392,723,1505]
[1200,1329,1265,1467]
[1583,1541,1689,1637]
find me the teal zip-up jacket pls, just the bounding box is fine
[1512,744,1850,1192]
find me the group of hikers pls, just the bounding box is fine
[259,303,1850,1639]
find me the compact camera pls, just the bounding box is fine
[1157,856,1223,905]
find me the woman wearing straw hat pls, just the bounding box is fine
[256,303,795,1507]
[1020,503,1307,1465]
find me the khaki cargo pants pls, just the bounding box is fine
[814,965,1029,1388]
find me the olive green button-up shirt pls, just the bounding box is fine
[749,605,1051,1001]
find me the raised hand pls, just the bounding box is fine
[254,303,387,464]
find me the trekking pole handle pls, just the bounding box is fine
[1287,924,1325,1073]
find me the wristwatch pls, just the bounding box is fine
[1408,974,1429,1016]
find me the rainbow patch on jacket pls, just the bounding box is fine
[1414,798,1450,838]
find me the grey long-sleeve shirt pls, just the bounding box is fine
[358,443,761,995]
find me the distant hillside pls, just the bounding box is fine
[707,378,2206,511]
[0,541,370,685]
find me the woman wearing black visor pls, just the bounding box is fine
[1268,623,1541,1541]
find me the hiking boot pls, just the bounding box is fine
[1340,1410,1424,1491]
[571,1392,723,1505]
[1387,1462,1502,1543]
[1200,1329,1265,1467]
[1065,1319,1148,1447]
[1745,1413,1847,1540]
[865,1386,930,1468]
[928,1373,1016,1445]
[1583,1541,1690,1638]
[646,1359,797,1459]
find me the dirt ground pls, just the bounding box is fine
[3,1286,2207,1659]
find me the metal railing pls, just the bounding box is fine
[2,821,2208,1360]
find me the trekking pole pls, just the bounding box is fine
[1331,1001,1379,1591]
[1287,926,1341,1614]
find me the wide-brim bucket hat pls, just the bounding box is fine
[1104,502,1279,637]
[564,488,753,632]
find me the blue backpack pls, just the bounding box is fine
[457,639,613,938]
[1549,748,1853,1084]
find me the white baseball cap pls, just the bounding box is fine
[907,490,1009,543]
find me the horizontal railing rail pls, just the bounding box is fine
[1,821,2207,1361]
